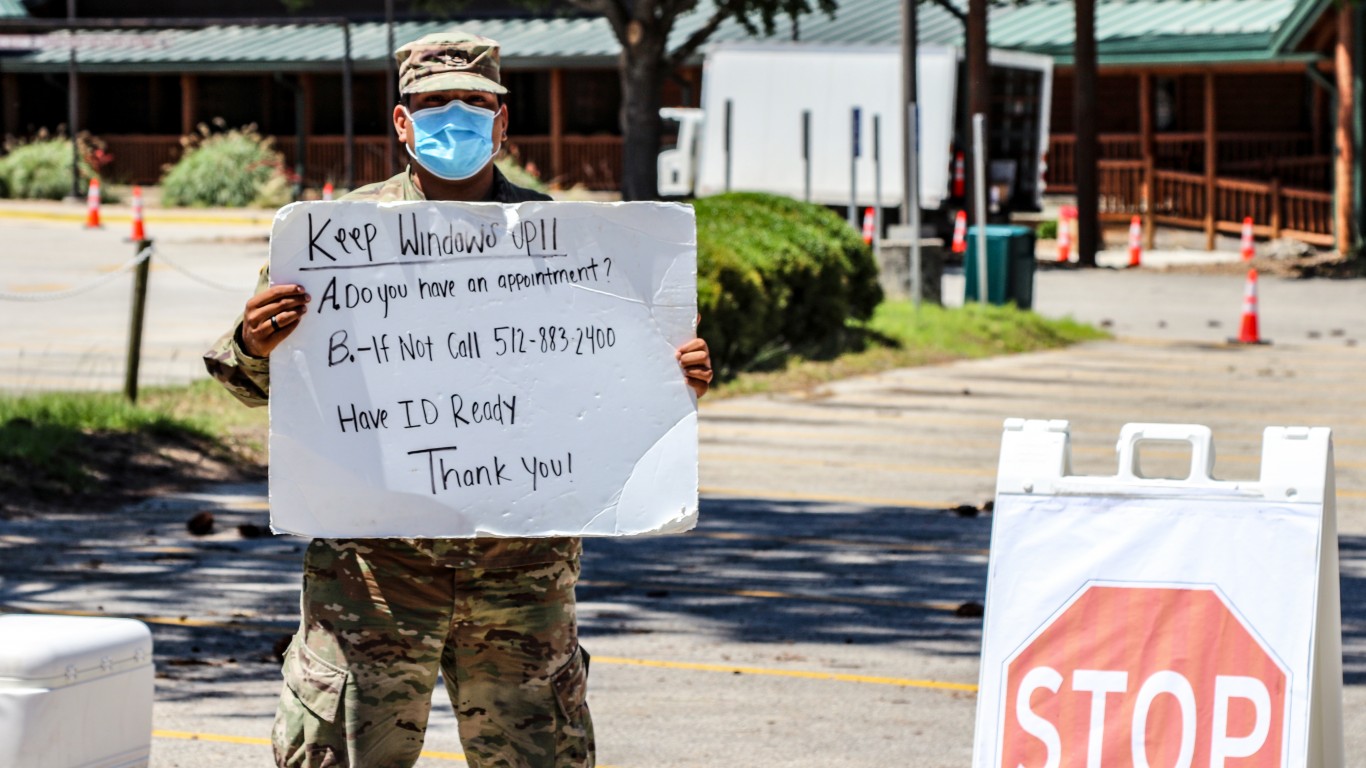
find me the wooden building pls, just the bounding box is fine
[0,0,1357,249]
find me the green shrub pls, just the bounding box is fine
[696,192,883,376]
[1036,218,1058,240]
[0,132,108,200]
[161,123,290,207]
[496,152,548,194]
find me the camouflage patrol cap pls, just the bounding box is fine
[395,30,508,96]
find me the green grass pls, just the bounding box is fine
[715,301,1107,397]
[0,379,266,497]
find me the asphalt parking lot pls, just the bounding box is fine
[4,207,1366,765]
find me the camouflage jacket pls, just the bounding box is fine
[203,166,577,566]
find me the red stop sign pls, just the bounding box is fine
[1001,585,1287,767]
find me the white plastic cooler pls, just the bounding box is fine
[0,614,154,768]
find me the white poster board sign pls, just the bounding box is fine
[267,200,699,538]
[973,421,1343,767]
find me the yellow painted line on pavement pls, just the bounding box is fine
[703,452,994,477]
[580,579,962,614]
[0,207,271,227]
[152,730,484,763]
[592,656,978,693]
[701,485,963,509]
[690,530,988,557]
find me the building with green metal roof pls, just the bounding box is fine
[0,0,1352,246]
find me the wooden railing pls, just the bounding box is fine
[510,135,623,191]
[1048,131,1332,246]
[1098,160,1145,217]
[1142,169,1332,246]
[98,133,625,192]
[1047,132,1319,191]
[1150,169,1207,229]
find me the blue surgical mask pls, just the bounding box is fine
[403,99,499,181]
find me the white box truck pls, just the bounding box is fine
[658,42,1053,227]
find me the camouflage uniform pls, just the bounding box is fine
[204,164,594,768]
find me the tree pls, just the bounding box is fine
[285,1,838,200]
[568,0,837,200]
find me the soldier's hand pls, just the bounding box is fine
[241,284,310,358]
[676,337,713,398]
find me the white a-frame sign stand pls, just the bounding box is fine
[973,421,1343,767]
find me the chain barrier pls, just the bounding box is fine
[154,249,247,293]
[0,245,154,302]
[0,243,247,302]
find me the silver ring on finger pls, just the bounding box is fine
[270,314,280,332]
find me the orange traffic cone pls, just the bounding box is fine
[951,210,967,254]
[861,207,876,245]
[1127,215,1142,267]
[1240,216,1255,260]
[84,178,102,229]
[130,185,146,241]
[322,181,334,201]
[1057,207,1072,263]
[1234,268,1267,344]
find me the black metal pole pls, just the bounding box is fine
[802,109,811,203]
[723,98,733,192]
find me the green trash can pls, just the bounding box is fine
[963,225,1036,309]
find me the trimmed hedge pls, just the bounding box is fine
[696,192,882,376]
[161,124,291,208]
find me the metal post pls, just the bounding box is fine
[972,113,988,304]
[802,109,812,203]
[342,22,354,190]
[849,107,861,228]
[900,0,918,231]
[908,102,922,310]
[723,99,733,192]
[873,114,882,261]
[124,239,152,403]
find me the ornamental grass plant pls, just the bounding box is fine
[161,121,291,208]
[0,131,109,200]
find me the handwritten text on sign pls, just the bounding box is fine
[268,201,698,538]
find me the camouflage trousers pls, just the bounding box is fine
[273,539,595,767]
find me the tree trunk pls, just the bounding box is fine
[1074,0,1099,266]
[619,24,665,201]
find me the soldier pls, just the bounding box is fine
[204,30,713,768]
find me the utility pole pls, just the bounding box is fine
[966,0,989,224]
[1074,0,1100,266]
[900,0,918,230]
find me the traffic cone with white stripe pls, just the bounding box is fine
[1241,216,1255,260]
[1127,215,1142,267]
[129,185,146,241]
[323,181,334,202]
[951,210,967,254]
[861,207,876,245]
[84,178,102,229]
[1233,268,1267,345]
